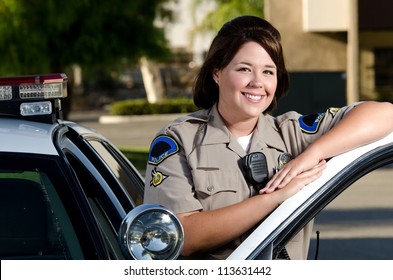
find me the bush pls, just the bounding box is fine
[109,98,198,116]
[118,147,149,173]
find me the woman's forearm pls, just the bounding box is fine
[307,101,393,160]
[262,101,393,193]
[178,161,326,256]
[178,193,279,256]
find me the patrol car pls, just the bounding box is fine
[0,73,184,260]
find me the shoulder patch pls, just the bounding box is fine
[148,135,179,165]
[298,113,325,134]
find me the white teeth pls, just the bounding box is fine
[244,93,261,101]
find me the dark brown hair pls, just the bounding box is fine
[193,15,289,113]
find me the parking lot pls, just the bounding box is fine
[309,168,393,259]
[69,110,393,260]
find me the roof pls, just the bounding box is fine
[0,118,59,155]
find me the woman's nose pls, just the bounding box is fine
[248,75,264,88]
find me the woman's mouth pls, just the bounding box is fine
[243,92,262,102]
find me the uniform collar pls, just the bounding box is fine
[199,105,287,153]
[203,104,232,145]
[249,113,287,153]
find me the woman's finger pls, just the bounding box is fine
[260,160,326,194]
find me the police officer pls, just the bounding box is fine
[143,16,393,260]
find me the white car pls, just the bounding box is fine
[0,73,184,260]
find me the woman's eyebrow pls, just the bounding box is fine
[237,61,277,69]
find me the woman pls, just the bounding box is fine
[143,15,393,259]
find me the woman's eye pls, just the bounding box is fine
[238,67,251,72]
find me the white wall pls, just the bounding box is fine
[302,0,350,32]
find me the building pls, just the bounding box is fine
[163,0,393,114]
[265,0,393,114]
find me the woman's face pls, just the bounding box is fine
[214,41,277,124]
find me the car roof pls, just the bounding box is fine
[0,117,59,155]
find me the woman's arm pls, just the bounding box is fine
[262,101,393,193]
[178,160,326,256]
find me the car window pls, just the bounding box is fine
[0,154,84,260]
[56,126,139,259]
[64,152,126,259]
[309,165,393,260]
[59,126,144,210]
[87,140,144,206]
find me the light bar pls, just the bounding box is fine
[19,83,64,99]
[20,101,52,116]
[0,86,12,101]
[0,73,67,123]
[0,73,67,101]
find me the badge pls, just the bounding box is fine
[148,135,179,165]
[150,168,168,187]
[328,107,340,117]
[275,153,293,173]
[298,113,325,134]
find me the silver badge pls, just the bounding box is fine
[275,153,293,172]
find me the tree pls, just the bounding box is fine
[0,0,173,74]
[0,0,175,113]
[192,0,264,33]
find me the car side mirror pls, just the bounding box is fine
[118,204,184,260]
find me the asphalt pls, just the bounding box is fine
[68,109,182,148]
[69,110,393,260]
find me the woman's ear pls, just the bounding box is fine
[212,69,219,84]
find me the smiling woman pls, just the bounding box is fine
[142,15,393,260]
[213,41,277,136]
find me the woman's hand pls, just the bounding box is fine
[260,158,326,195]
[177,159,325,256]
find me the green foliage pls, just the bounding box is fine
[0,0,174,75]
[192,0,264,33]
[110,98,198,115]
[118,147,149,172]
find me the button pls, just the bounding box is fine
[207,186,214,192]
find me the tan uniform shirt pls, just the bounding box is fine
[144,103,358,259]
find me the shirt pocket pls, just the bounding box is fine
[192,168,246,210]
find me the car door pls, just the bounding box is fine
[228,133,393,260]
[54,124,144,259]
[0,152,89,260]
[309,164,393,259]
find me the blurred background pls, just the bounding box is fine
[0,0,392,119]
